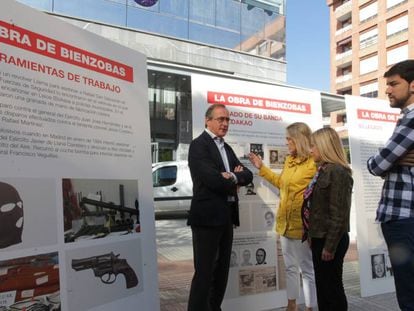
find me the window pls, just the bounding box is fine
[336,113,347,124]
[360,54,378,75]
[55,0,127,26]
[160,0,189,18]
[338,88,352,95]
[342,18,352,27]
[387,0,407,10]
[360,81,378,98]
[387,14,408,38]
[153,166,177,187]
[16,0,52,10]
[216,0,240,31]
[189,0,215,26]
[387,44,408,66]
[359,28,378,49]
[341,43,352,52]
[359,2,377,23]
[342,67,351,75]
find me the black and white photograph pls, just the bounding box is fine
[250,143,264,159]
[255,248,267,265]
[240,249,253,267]
[230,250,239,268]
[371,253,386,279]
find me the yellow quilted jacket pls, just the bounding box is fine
[259,155,316,239]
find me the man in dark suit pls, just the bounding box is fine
[187,104,253,311]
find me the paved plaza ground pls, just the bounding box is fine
[158,242,399,311]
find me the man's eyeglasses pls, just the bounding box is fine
[212,117,231,123]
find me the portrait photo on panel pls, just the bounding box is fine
[264,210,275,230]
[230,250,239,268]
[240,248,253,267]
[255,247,267,265]
[269,147,289,169]
[371,253,386,279]
[269,149,278,164]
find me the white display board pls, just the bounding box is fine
[0,1,159,310]
[191,74,323,310]
[346,95,398,297]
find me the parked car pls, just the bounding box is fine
[152,161,192,216]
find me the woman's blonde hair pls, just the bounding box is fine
[311,127,351,173]
[286,122,312,159]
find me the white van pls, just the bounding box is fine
[152,161,193,215]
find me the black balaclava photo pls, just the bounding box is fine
[0,182,23,248]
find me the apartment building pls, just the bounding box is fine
[327,0,414,99]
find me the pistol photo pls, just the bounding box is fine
[71,252,138,289]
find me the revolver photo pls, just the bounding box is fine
[71,252,138,289]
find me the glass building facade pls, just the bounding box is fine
[18,0,286,60]
[16,0,286,161]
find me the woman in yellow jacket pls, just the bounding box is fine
[249,122,317,311]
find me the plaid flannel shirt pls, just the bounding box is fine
[367,104,414,222]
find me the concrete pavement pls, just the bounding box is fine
[157,242,400,311]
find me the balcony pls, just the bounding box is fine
[335,24,352,36]
[336,74,352,89]
[336,73,352,84]
[335,0,352,21]
[336,50,352,68]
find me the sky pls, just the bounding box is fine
[286,1,331,92]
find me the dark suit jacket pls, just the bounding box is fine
[187,131,253,227]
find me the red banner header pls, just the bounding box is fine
[0,20,134,82]
[207,91,311,114]
[357,109,399,123]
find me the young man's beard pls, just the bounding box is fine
[393,91,412,109]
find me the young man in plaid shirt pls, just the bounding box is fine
[367,59,414,310]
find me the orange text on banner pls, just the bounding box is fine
[357,109,399,123]
[0,20,133,82]
[207,91,311,114]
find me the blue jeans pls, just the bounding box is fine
[382,218,414,311]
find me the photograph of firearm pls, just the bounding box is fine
[71,252,138,289]
[63,178,141,242]
[0,252,60,310]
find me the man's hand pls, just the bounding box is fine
[222,166,243,183]
[234,165,244,172]
[221,172,232,179]
[398,150,414,166]
[321,248,334,261]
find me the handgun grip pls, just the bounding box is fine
[118,265,138,289]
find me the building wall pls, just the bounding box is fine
[327,0,414,99]
[57,16,286,83]
[17,0,287,84]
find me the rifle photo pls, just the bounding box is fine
[71,252,138,289]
